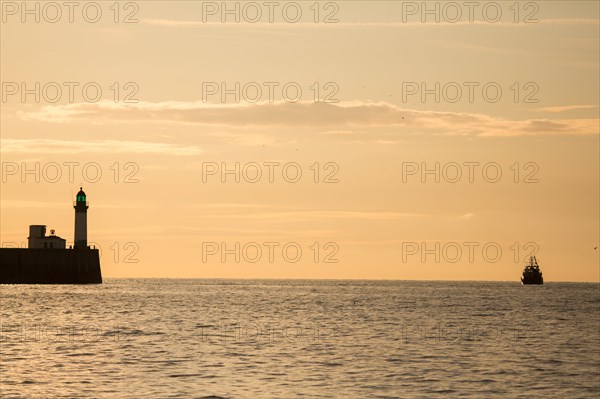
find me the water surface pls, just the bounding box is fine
[1,280,598,398]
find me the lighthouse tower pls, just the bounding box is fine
[73,187,89,249]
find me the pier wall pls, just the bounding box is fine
[0,249,102,284]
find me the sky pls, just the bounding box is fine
[1,1,599,281]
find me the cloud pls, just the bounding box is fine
[19,100,600,137]
[0,139,202,155]
[536,105,598,113]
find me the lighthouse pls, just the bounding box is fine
[73,187,89,249]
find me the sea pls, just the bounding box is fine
[1,280,599,398]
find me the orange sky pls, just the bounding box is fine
[1,1,599,281]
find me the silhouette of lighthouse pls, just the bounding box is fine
[74,187,89,249]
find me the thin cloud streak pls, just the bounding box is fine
[0,200,426,220]
[141,18,599,28]
[0,139,202,155]
[203,210,427,220]
[537,105,598,113]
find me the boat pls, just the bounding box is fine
[521,256,543,285]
